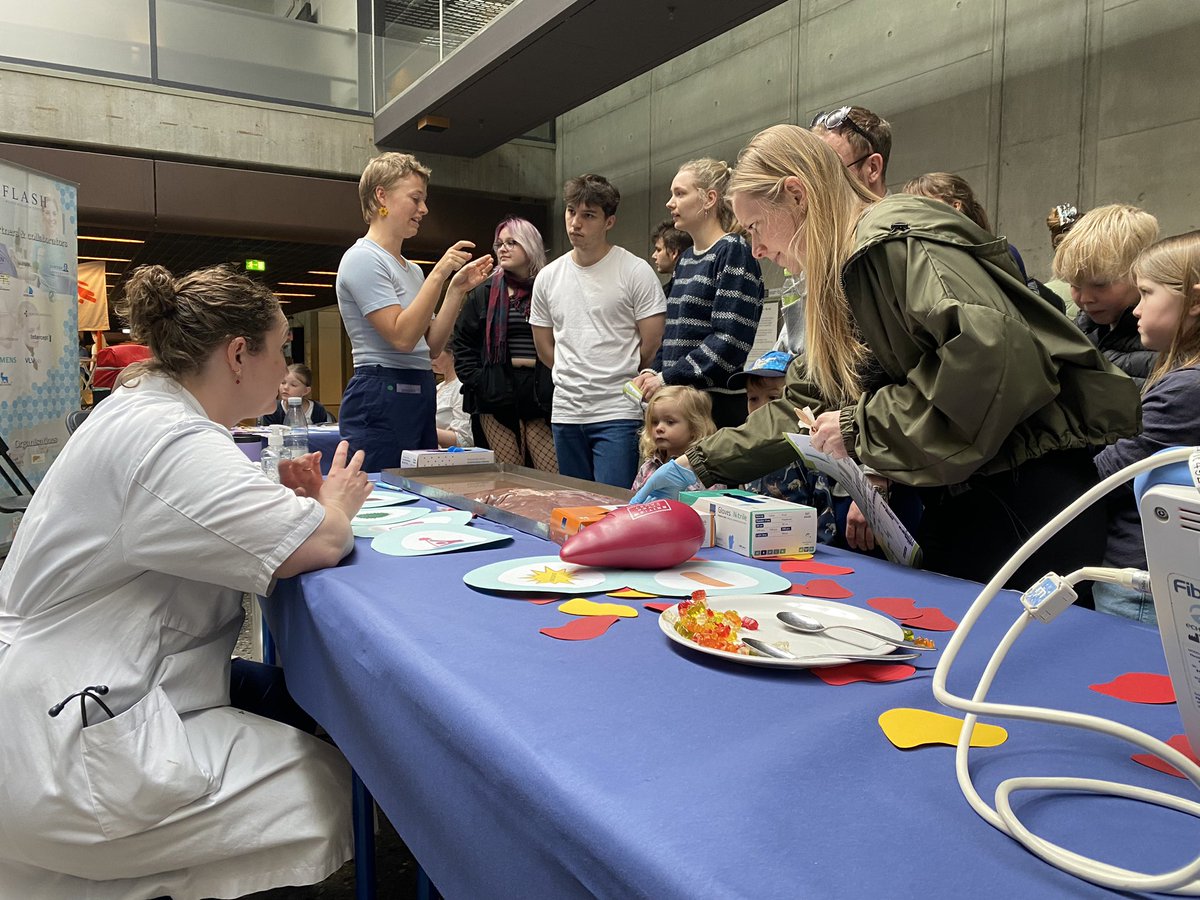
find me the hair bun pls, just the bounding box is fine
[126,265,177,325]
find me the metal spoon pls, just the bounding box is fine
[740,636,918,663]
[776,611,936,651]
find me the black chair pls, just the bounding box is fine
[65,408,91,435]
[0,433,35,514]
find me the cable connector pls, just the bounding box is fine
[1020,573,1078,623]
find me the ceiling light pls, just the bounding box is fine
[308,270,338,276]
[278,281,333,288]
[418,114,450,132]
[78,236,145,244]
[274,292,315,298]
[407,259,436,265]
[79,256,131,262]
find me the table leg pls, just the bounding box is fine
[352,772,377,900]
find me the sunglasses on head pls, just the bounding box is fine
[811,106,878,158]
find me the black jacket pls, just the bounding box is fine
[1075,306,1155,389]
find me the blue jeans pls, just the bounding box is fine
[1093,579,1157,625]
[553,420,641,488]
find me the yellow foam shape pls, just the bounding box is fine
[559,597,638,618]
[774,553,815,561]
[607,588,658,599]
[878,708,1007,750]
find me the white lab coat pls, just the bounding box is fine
[0,376,352,899]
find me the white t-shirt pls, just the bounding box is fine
[436,377,473,447]
[529,245,666,423]
[336,237,431,370]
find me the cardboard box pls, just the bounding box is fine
[548,504,622,545]
[689,501,716,547]
[399,448,495,468]
[678,488,758,506]
[711,495,816,559]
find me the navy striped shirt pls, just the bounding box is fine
[658,233,765,389]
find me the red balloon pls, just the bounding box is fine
[559,500,705,569]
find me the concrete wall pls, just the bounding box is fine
[555,0,1200,286]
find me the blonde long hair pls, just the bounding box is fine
[1132,231,1200,390]
[728,125,876,405]
[638,386,716,462]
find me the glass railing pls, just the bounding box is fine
[0,0,151,79]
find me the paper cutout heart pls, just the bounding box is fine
[643,602,674,613]
[878,708,1008,749]
[791,579,854,599]
[560,500,705,569]
[539,615,620,641]
[813,662,916,685]
[868,597,958,632]
[1091,672,1176,705]
[781,560,855,575]
[608,587,659,599]
[559,597,638,618]
[1131,735,1200,778]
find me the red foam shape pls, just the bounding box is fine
[527,597,559,606]
[1091,672,1176,704]
[643,602,674,613]
[901,608,959,632]
[559,500,705,569]
[868,597,920,619]
[1132,734,1200,778]
[781,560,856,576]
[812,662,916,685]
[791,579,854,599]
[539,615,620,641]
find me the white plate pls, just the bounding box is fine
[657,594,905,669]
[360,490,420,508]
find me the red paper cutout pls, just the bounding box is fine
[790,579,854,599]
[812,662,916,685]
[643,602,674,613]
[867,597,958,632]
[539,615,620,641]
[1091,672,1176,705]
[781,560,856,576]
[1131,734,1200,778]
[527,597,559,605]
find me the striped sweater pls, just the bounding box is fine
[657,233,765,390]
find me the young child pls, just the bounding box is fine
[260,363,334,426]
[631,385,715,493]
[728,351,838,545]
[1053,204,1160,385]
[1093,231,1200,624]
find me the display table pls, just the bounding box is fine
[261,503,1193,898]
[235,425,345,474]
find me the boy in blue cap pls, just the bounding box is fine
[729,351,838,545]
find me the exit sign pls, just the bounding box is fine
[245,259,266,272]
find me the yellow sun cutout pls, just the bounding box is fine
[525,565,578,585]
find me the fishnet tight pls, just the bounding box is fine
[480,415,557,472]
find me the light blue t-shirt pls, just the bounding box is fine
[336,237,431,370]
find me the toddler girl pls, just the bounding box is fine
[1093,231,1200,623]
[632,386,716,493]
[261,363,334,425]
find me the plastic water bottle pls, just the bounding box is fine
[261,425,285,482]
[780,268,802,309]
[282,396,309,459]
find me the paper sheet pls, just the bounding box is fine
[784,432,920,567]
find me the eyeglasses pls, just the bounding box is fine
[811,106,878,157]
[492,239,520,252]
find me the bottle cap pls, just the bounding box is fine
[268,424,286,448]
[287,396,302,407]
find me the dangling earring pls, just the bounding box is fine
[235,371,242,384]
[379,206,389,219]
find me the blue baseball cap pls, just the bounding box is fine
[727,350,793,389]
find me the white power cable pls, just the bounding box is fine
[933,446,1200,894]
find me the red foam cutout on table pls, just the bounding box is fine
[867,597,958,632]
[526,597,560,605]
[1132,735,1200,778]
[643,602,674,613]
[781,560,856,576]
[790,579,854,599]
[539,615,620,641]
[1091,672,1176,704]
[812,662,916,685]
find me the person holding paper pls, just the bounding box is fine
[633,124,1139,593]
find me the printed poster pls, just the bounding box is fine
[0,158,79,546]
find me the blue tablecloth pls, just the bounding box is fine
[261,506,1197,898]
[236,426,345,474]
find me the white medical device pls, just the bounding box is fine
[933,446,1200,894]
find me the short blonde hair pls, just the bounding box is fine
[638,385,716,462]
[1052,204,1159,286]
[358,152,431,224]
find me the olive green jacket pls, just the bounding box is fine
[689,194,1140,489]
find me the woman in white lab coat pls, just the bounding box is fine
[0,265,372,898]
